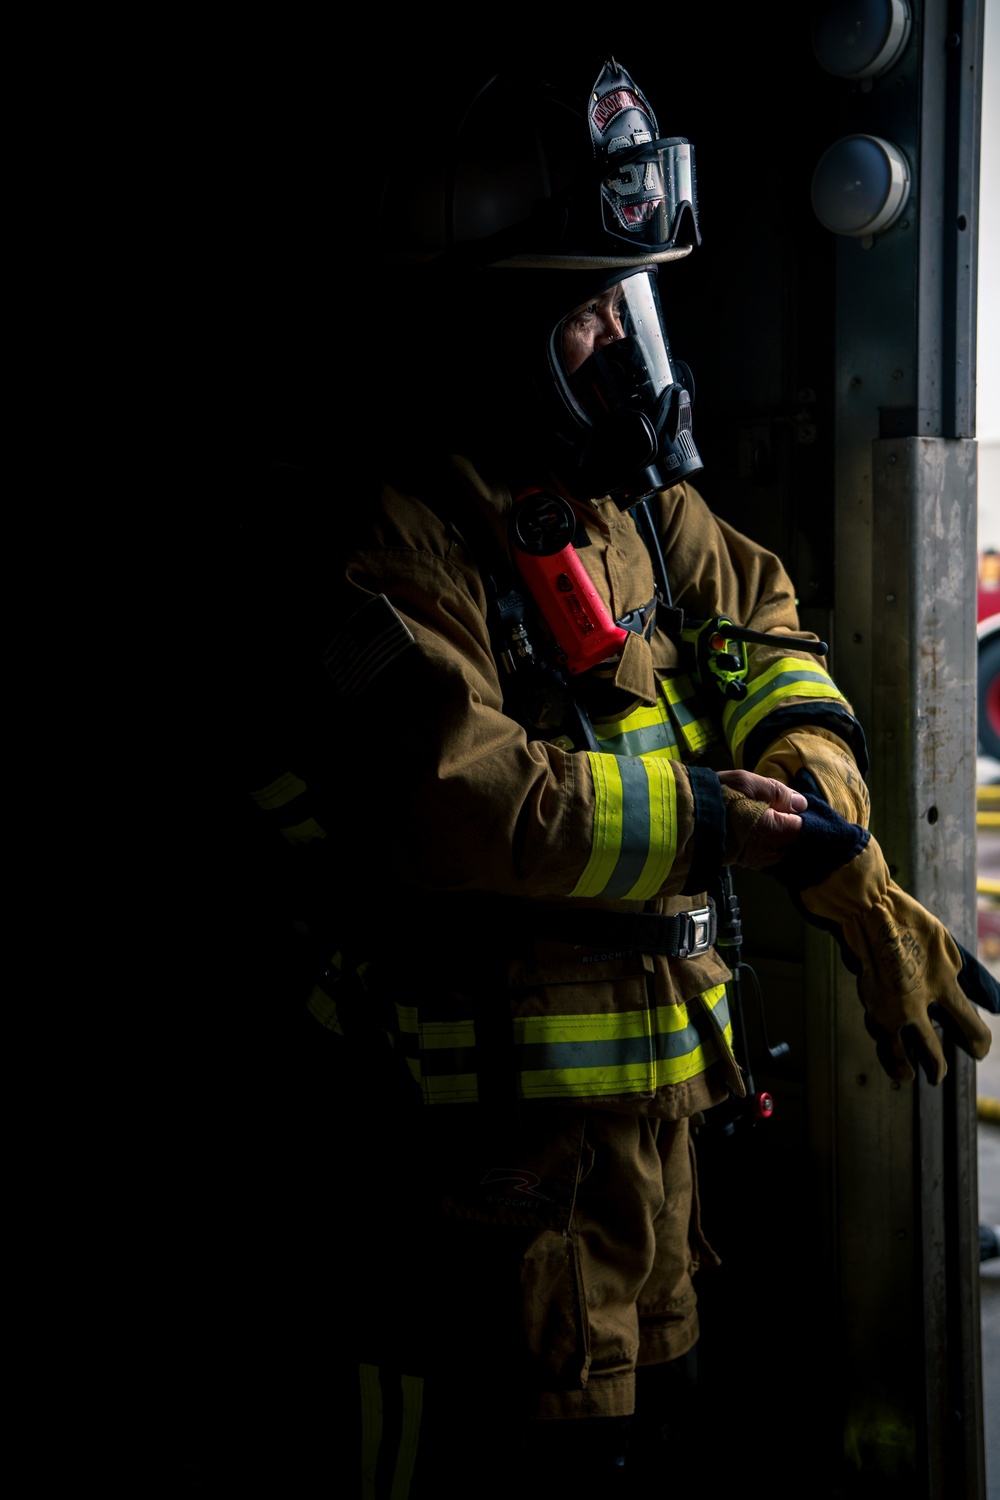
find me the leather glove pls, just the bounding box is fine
[754,727,870,828]
[791,815,997,1084]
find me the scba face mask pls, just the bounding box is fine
[549,267,702,506]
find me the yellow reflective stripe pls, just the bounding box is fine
[572,753,678,900]
[517,984,729,1096]
[249,769,328,841]
[306,981,343,1032]
[637,754,680,895]
[697,982,736,1066]
[359,1364,423,1500]
[360,1364,382,1500]
[697,982,740,1089]
[278,816,327,845]
[397,986,732,1103]
[594,697,679,757]
[396,1006,479,1099]
[661,674,717,754]
[589,679,725,761]
[722,656,846,762]
[306,952,370,1032]
[423,1073,480,1102]
[395,1373,423,1498]
[574,754,626,896]
[249,771,307,811]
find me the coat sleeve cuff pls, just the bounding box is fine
[682,766,726,895]
[769,777,870,890]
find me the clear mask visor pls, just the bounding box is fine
[552,270,675,428]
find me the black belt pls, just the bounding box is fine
[526,903,716,959]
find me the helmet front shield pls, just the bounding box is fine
[599,138,700,252]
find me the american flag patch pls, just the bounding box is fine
[321,593,415,698]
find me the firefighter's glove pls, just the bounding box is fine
[796,833,996,1085]
[754,727,870,828]
[718,771,807,871]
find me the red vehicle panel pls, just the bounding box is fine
[978,550,1000,761]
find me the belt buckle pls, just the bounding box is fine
[678,904,714,958]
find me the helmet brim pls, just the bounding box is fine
[489,245,694,270]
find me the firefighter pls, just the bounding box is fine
[241,52,999,1495]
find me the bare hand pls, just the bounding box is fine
[718,769,807,870]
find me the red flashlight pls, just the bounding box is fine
[512,492,628,675]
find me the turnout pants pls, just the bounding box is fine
[355,1104,720,1491]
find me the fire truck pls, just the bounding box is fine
[979,548,1000,760]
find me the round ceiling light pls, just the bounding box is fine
[811,134,912,238]
[812,0,912,81]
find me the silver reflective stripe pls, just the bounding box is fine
[595,707,679,757]
[603,756,655,896]
[573,752,679,900]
